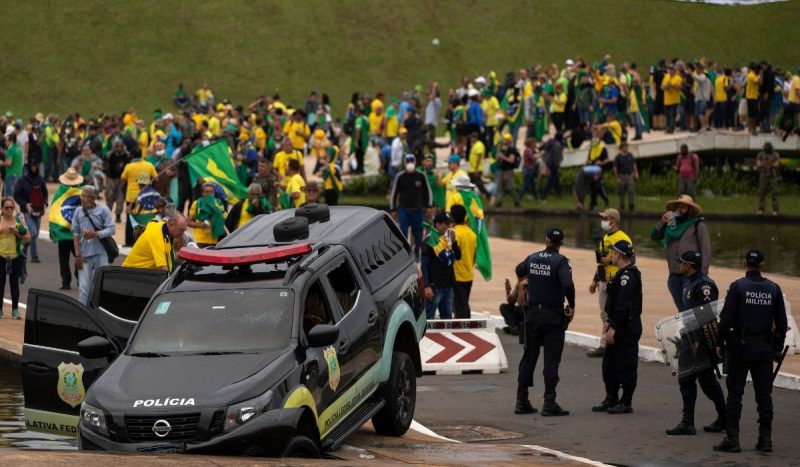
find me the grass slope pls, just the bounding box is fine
[2,0,799,118]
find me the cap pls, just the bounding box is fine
[163,113,174,120]
[467,88,479,97]
[404,154,416,162]
[545,227,565,245]
[565,59,575,66]
[433,212,451,224]
[598,208,620,222]
[474,76,487,84]
[423,154,434,160]
[676,250,702,268]
[447,155,461,164]
[502,132,512,141]
[609,240,634,257]
[745,249,765,266]
[313,128,326,139]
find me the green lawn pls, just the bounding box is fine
[2,0,799,118]
[339,193,800,217]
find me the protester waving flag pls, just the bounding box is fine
[446,175,492,281]
[186,140,248,204]
[49,168,84,242]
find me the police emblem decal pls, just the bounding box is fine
[57,362,86,408]
[323,346,340,391]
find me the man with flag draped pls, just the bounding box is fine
[313,144,342,206]
[129,173,160,241]
[50,168,84,290]
[446,174,492,282]
[225,183,272,232]
[189,182,226,248]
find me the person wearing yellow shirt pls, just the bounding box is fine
[207,110,221,137]
[745,63,761,134]
[480,89,500,152]
[661,65,683,133]
[122,214,187,272]
[188,183,226,248]
[449,203,477,319]
[135,120,149,157]
[285,159,306,208]
[467,133,490,197]
[385,99,400,141]
[254,119,268,150]
[713,69,732,129]
[273,137,305,181]
[196,84,213,109]
[440,155,468,204]
[283,112,310,152]
[549,83,567,132]
[586,208,633,357]
[369,105,385,142]
[120,156,158,246]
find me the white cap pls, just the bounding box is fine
[565,59,575,66]
[163,113,174,120]
[467,88,479,97]
[474,76,487,84]
[5,126,15,136]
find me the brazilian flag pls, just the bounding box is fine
[448,189,492,281]
[49,184,82,242]
[186,140,248,204]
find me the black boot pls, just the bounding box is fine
[607,390,633,414]
[756,425,772,453]
[703,416,726,433]
[591,395,619,412]
[714,436,741,453]
[514,388,537,414]
[666,413,696,435]
[541,393,569,416]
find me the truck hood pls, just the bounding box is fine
[88,351,291,411]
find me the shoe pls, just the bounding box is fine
[666,420,696,435]
[115,215,122,224]
[755,435,772,453]
[31,256,40,263]
[586,347,605,358]
[502,326,519,336]
[591,398,618,412]
[714,436,741,453]
[59,284,71,290]
[514,398,538,414]
[11,309,20,320]
[606,402,633,414]
[703,417,725,433]
[541,394,569,416]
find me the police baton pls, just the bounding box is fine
[772,345,790,383]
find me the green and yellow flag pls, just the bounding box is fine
[447,189,492,281]
[187,140,248,204]
[49,184,83,242]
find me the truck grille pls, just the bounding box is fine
[125,413,201,442]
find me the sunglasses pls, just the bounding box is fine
[3,206,14,210]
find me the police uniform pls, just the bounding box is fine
[666,250,726,435]
[714,249,788,453]
[598,241,641,414]
[514,227,575,416]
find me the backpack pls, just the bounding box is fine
[30,184,45,217]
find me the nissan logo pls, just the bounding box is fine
[152,419,172,438]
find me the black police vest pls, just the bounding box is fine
[525,250,567,325]
[681,274,718,311]
[606,265,643,336]
[736,276,780,337]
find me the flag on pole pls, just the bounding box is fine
[49,184,82,242]
[186,140,248,204]
[447,188,492,281]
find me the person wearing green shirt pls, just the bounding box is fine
[4,134,23,197]
[350,106,369,174]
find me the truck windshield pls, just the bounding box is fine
[128,289,294,355]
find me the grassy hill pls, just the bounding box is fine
[2,0,799,119]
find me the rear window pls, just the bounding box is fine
[128,289,294,355]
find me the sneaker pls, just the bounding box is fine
[586,347,605,358]
[11,309,20,320]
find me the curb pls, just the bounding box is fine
[476,311,800,392]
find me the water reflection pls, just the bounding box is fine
[487,214,800,277]
[0,360,75,451]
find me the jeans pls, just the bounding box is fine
[578,108,591,125]
[667,273,687,311]
[628,112,644,139]
[397,207,424,257]
[519,167,539,200]
[3,176,18,197]
[24,213,41,258]
[454,280,472,319]
[494,170,520,207]
[541,164,561,199]
[0,256,24,310]
[78,254,109,305]
[426,287,454,319]
[713,102,727,128]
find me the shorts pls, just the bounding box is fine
[747,99,759,118]
[738,99,748,116]
[694,100,708,117]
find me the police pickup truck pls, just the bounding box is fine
[22,204,425,457]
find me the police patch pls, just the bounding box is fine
[703,288,711,296]
[621,279,627,286]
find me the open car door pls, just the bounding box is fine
[22,267,166,436]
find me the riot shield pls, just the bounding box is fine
[655,300,724,377]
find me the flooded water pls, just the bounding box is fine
[0,360,75,451]
[488,214,800,277]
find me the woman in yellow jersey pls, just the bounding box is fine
[713,69,732,129]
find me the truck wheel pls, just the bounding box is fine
[372,351,416,436]
[281,435,320,458]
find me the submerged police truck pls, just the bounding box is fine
[22,205,425,457]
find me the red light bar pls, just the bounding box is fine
[178,243,312,266]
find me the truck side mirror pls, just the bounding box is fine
[78,336,114,359]
[307,324,339,348]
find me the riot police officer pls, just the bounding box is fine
[592,240,641,414]
[514,227,575,416]
[666,250,727,435]
[714,249,788,453]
